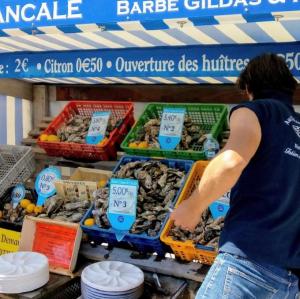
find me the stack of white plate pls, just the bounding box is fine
[81,261,144,299]
[0,252,49,294]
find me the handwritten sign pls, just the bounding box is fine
[35,167,61,206]
[0,228,20,256]
[11,184,26,208]
[159,108,186,150]
[107,178,138,241]
[86,111,110,145]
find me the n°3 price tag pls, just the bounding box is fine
[11,184,26,208]
[107,178,139,242]
[86,111,110,145]
[158,108,186,150]
[35,167,61,206]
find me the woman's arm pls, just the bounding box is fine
[171,107,262,231]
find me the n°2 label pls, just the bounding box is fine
[159,108,186,150]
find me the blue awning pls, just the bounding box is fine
[0,19,299,54]
[0,1,299,84]
[0,0,299,32]
[0,42,298,85]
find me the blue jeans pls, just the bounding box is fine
[196,253,299,299]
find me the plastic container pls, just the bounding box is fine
[161,161,219,265]
[0,187,37,230]
[203,134,220,160]
[121,103,228,161]
[38,101,134,161]
[81,156,194,256]
[0,146,35,198]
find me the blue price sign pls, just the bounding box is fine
[107,178,139,241]
[86,111,110,145]
[35,167,61,206]
[11,184,26,208]
[159,108,186,150]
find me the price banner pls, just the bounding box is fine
[11,184,26,208]
[35,167,61,206]
[159,108,186,150]
[86,111,110,145]
[107,178,139,242]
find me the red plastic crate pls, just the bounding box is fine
[38,101,134,161]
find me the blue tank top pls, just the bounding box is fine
[219,92,300,269]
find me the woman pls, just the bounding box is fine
[171,53,300,298]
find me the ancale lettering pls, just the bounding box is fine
[0,0,82,24]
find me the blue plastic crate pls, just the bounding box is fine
[81,155,194,256]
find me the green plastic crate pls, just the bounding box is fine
[121,103,228,160]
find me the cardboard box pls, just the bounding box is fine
[55,167,111,200]
[19,216,82,277]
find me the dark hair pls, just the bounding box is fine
[237,53,297,99]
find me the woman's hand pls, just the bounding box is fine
[170,198,203,231]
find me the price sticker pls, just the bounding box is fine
[35,167,61,206]
[11,184,26,208]
[107,178,139,242]
[158,108,186,150]
[86,111,110,145]
[209,190,231,219]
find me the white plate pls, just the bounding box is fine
[81,261,144,292]
[0,252,49,294]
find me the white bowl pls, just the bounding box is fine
[0,252,49,294]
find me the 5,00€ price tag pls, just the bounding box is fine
[107,178,139,242]
[158,108,186,150]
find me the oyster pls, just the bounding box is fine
[130,116,208,151]
[92,160,186,237]
[57,114,123,144]
[168,209,224,249]
[38,196,90,223]
[1,203,26,223]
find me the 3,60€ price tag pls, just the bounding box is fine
[11,184,26,208]
[107,178,139,242]
[158,108,186,150]
[86,111,111,145]
[35,167,61,206]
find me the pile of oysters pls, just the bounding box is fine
[169,209,224,249]
[0,203,26,223]
[131,116,207,150]
[38,196,90,223]
[57,115,123,143]
[92,160,186,237]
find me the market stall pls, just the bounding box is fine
[0,0,300,298]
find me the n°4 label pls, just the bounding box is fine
[86,111,110,145]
